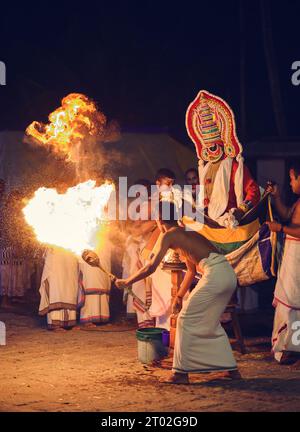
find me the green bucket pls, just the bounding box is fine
[136,328,167,364]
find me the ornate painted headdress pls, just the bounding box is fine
[186,90,243,163]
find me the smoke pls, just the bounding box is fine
[24,93,128,185]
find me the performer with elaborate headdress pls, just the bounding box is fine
[186,90,260,229]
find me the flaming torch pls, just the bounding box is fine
[81,250,148,311]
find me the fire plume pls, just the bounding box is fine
[25,93,107,162]
[23,180,114,255]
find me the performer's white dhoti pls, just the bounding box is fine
[47,309,77,328]
[122,236,154,327]
[272,236,300,362]
[122,236,139,317]
[173,253,237,374]
[149,265,172,330]
[39,247,79,329]
[78,255,110,324]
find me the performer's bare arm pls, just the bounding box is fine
[281,225,300,238]
[266,183,292,221]
[281,201,300,238]
[115,232,172,289]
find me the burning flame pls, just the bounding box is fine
[23,180,114,255]
[25,93,107,162]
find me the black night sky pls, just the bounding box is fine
[0,0,299,145]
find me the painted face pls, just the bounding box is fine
[289,169,300,195]
[201,143,223,163]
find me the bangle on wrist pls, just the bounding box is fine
[238,203,250,214]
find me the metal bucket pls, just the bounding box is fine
[136,328,167,364]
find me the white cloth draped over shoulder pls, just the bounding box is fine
[122,235,140,315]
[198,157,244,227]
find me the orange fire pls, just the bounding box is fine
[25,93,107,162]
[23,180,115,255]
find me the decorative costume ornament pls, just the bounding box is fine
[186,90,243,162]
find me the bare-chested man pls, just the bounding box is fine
[116,201,240,384]
[266,161,300,366]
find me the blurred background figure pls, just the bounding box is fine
[39,247,79,331]
[184,168,200,206]
[78,229,111,327]
[0,189,34,308]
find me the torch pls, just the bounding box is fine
[81,249,149,312]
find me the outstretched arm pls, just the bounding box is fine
[116,232,172,288]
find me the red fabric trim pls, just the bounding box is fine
[274,296,300,311]
[133,298,147,313]
[84,288,109,294]
[226,161,260,211]
[80,315,109,322]
[138,320,155,328]
[272,324,287,343]
[286,236,300,242]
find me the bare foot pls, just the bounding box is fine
[50,327,67,332]
[226,369,242,380]
[83,322,97,329]
[71,325,81,331]
[204,369,242,382]
[159,372,189,385]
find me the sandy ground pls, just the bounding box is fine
[1,310,300,412]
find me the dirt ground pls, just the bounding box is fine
[1,309,300,412]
